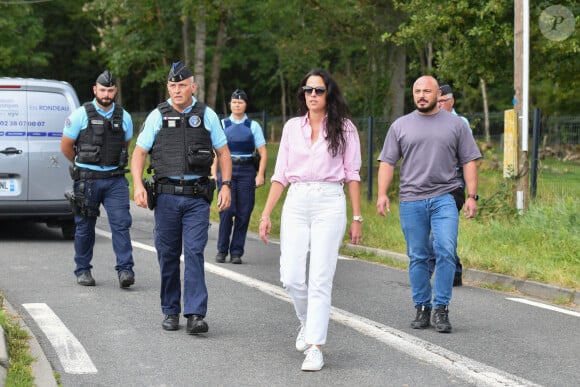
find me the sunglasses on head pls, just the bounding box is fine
[302,86,326,96]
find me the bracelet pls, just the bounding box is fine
[259,217,270,222]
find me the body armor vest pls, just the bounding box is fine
[75,102,126,166]
[151,101,214,178]
[223,118,254,155]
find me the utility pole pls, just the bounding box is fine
[514,0,530,213]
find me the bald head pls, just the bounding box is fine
[413,76,440,115]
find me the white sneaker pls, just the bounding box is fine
[295,323,308,351]
[301,346,324,371]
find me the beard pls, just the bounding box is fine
[96,96,114,107]
[415,99,437,114]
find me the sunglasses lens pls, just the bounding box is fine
[302,86,326,96]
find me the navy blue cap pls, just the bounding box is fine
[168,61,193,82]
[96,70,115,87]
[231,89,248,102]
[439,83,453,95]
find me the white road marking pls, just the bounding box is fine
[93,227,541,386]
[506,297,580,317]
[22,303,97,374]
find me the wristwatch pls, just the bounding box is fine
[467,194,479,201]
[353,215,364,223]
[222,180,232,187]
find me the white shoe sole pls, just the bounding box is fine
[301,361,324,371]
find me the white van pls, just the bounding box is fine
[0,78,80,239]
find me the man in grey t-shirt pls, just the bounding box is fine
[376,75,481,333]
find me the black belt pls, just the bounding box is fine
[156,184,201,196]
[155,178,208,196]
[156,177,207,186]
[74,167,127,180]
[231,156,254,165]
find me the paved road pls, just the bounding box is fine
[0,203,578,386]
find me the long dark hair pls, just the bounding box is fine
[297,68,351,157]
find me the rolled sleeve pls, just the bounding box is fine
[343,120,362,182]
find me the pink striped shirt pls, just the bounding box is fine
[271,114,362,186]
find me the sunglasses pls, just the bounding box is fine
[302,86,326,96]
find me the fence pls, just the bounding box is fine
[132,110,579,201]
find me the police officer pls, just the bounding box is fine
[61,70,135,288]
[214,89,267,264]
[131,61,232,334]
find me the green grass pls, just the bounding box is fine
[128,140,579,290]
[0,294,35,387]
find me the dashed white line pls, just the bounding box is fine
[22,303,97,374]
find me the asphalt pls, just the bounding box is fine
[0,242,577,387]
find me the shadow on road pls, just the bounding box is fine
[0,221,66,241]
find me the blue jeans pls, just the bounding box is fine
[399,193,458,309]
[73,176,134,276]
[428,234,462,274]
[217,163,256,257]
[154,193,210,317]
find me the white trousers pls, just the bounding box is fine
[280,182,346,346]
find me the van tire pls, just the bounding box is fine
[62,225,76,240]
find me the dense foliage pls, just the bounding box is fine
[1,0,577,118]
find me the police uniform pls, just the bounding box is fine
[63,70,135,288]
[135,62,228,333]
[216,89,266,264]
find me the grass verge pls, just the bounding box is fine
[0,294,35,387]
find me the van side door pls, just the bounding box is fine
[0,86,29,200]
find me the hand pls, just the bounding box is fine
[259,216,271,244]
[376,194,390,217]
[349,221,362,245]
[134,186,147,208]
[216,186,231,212]
[464,198,477,219]
[255,175,265,188]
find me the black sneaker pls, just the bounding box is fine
[453,272,463,287]
[119,271,135,288]
[76,271,96,286]
[433,305,452,333]
[162,314,179,331]
[186,314,209,334]
[215,252,227,263]
[410,305,431,329]
[230,255,242,264]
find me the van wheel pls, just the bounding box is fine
[62,225,76,240]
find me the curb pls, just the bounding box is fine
[0,299,57,387]
[344,243,578,307]
[0,325,7,386]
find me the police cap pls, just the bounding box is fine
[168,61,193,82]
[96,70,116,87]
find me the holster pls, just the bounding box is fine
[65,191,81,216]
[450,186,465,211]
[252,149,261,171]
[66,180,100,218]
[143,177,157,210]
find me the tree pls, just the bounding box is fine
[0,2,48,74]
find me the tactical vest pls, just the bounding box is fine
[223,118,255,155]
[75,102,126,166]
[151,101,214,178]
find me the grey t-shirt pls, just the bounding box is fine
[378,110,482,201]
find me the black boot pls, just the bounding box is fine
[410,305,431,329]
[433,305,452,333]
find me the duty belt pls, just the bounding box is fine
[155,177,208,196]
[71,166,128,180]
[231,156,254,165]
